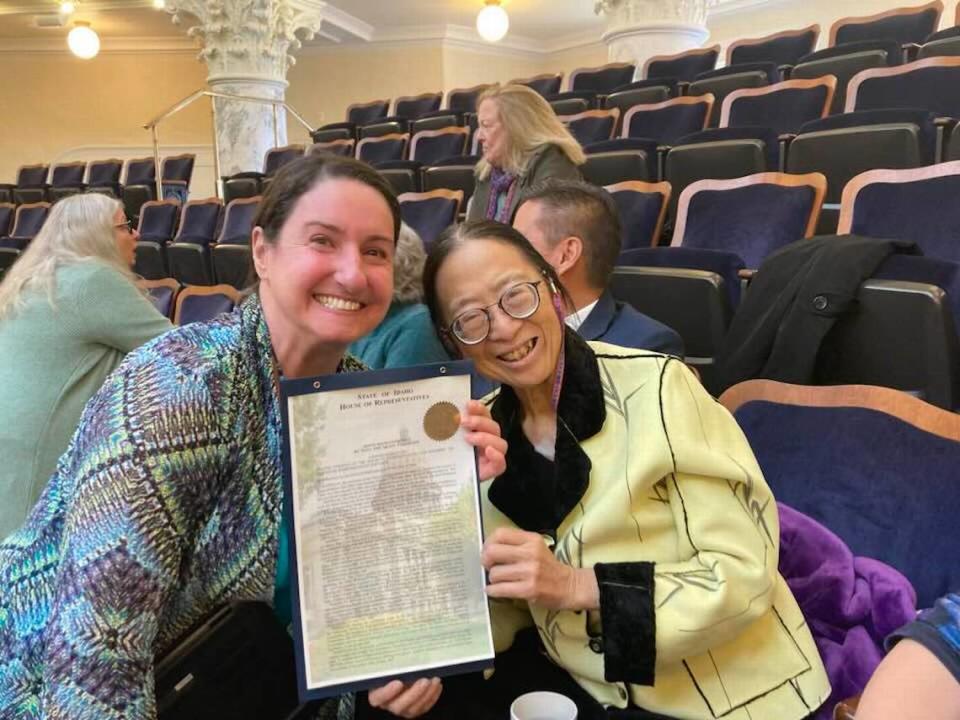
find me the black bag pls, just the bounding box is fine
[155,601,321,720]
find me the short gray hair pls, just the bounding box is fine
[393,222,427,304]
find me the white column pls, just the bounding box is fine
[167,0,327,182]
[595,0,716,78]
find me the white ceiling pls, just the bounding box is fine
[0,0,766,46]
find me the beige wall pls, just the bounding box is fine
[0,51,208,186]
[441,46,543,93]
[540,44,610,89]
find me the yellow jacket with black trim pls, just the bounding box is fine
[482,332,830,720]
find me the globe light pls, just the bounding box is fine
[59,1,76,15]
[476,2,509,43]
[152,0,166,8]
[68,22,100,59]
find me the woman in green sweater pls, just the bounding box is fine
[0,192,173,538]
[349,222,450,369]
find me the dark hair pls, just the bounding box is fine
[422,220,571,356]
[515,179,621,289]
[253,153,401,245]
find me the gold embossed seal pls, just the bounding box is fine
[423,401,460,441]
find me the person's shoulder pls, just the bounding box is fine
[123,309,243,378]
[57,259,130,293]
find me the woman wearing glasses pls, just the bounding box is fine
[0,193,171,538]
[367,220,831,720]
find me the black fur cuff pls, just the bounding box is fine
[594,561,656,686]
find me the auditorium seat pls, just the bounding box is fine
[838,161,960,263]
[213,196,259,289]
[720,76,837,135]
[791,40,904,113]
[422,156,479,214]
[582,138,659,185]
[643,45,720,82]
[687,63,780,127]
[549,98,590,116]
[845,55,960,116]
[0,202,50,250]
[357,134,409,165]
[174,284,242,325]
[619,246,746,310]
[410,112,463,134]
[569,62,636,94]
[310,99,391,143]
[394,92,443,120]
[672,172,827,270]
[726,25,821,70]
[121,157,158,223]
[446,84,492,114]
[222,145,304,204]
[310,124,354,144]
[0,203,13,238]
[9,164,50,205]
[510,73,564,97]
[47,162,87,202]
[919,24,960,57]
[376,161,423,195]
[720,380,960,607]
[949,122,960,160]
[308,139,355,157]
[829,1,944,47]
[560,109,620,145]
[409,127,469,164]
[603,80,676,132]
[0,248,19,280]
[604,180,671,249]
[398,190,463,251]
[663,126,782,225]
[134,199,180,280]
[785,109,938,233]
[622,95,714,144]
[138,277,181,320]
[86,159,123,197]
[166,198,223,286]
[161,153,196,203]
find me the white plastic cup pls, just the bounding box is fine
[510,691,578,720]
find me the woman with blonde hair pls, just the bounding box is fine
[349,222,449,368]
[467,83,585,222]
[0,192,172,537]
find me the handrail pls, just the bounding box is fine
[143,89,316,200]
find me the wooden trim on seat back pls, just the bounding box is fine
[845,54,960,111]
[136,199,180,234]
[568,61,636,92]
[356,133,411,161]
[719,76,837,128]
[510,72,564,86]
[642,44,720,80]
[837,159,960,233]
[621,95,714,139]
[558,108,621,141]
[398,188,465,215]
[346,98,390,122]
[308,139,356,156]
[173,283,242,325]
[726,24,821,65]
[409,126,470,162]
[719,379,960,443]
[604,180,673,246]
[672,171,828,247]
[829,0,944,46]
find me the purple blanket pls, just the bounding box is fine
[777,503,917,719]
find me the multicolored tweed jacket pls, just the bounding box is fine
[0,294,361,720]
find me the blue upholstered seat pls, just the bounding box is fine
[358,136,408,165]
[394,93,442,121]
[581,138,660,185]
[570,63,636,93]
[176,290,237,326]
[623,98,712,144]
[511,73,563,98]
[86,159,123,197]
[410,130,468,165]
[792,40,903,114]
[833,4,942,46]
[0,203,49,250]
[564,112,618,145]
[645,47,719,82]
[47,162,87,201]
[134,200,180,280]
[606,184,669,250]
[687,63,778,127]
[676,181,818,269]
[731,397,960,608]
[399,193,461,251]
[729,26,820,67]
[724,80,834,135]
[849,58,960,116]
[0,203,14,238]
[347,99,390,125]
[166,200,223,286]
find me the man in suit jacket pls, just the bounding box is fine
[513,179,684,356]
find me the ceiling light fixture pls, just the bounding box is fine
[68,21,100,59]
[58,0,76,15]
[152,0,166,9]
[476,0,509,43]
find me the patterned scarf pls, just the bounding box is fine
[485,166,519,223]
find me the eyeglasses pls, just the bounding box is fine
[114,220,134,232]
[447,281,542,345]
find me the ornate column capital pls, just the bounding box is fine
[166,0,329,84]
[594,0,718,28]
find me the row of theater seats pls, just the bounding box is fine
[139,278,242,327]
[0,154,197,229]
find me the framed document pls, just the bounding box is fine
[280,361,495,701]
